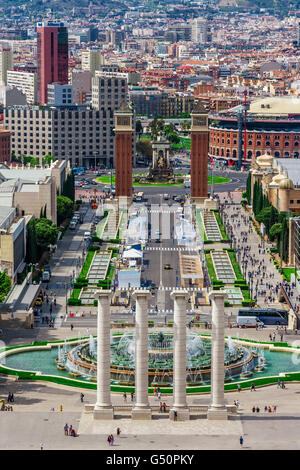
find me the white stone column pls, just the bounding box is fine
[93,290,114,419]
[132,289,152,420]
[207,291,228,420]
[170,289,190,421]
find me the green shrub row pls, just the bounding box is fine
[88,245,101,252]
[68,298,81,306]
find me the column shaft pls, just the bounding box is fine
[173,295,187,408]
[210,295,225,408]
[135,294,149,408]
[94,291,113,419]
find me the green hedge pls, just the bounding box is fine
[88,245,101,251]
[68,298,81,306]
[73,281,88,288]
[109,238,121,244]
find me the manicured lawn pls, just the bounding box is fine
[282,268,296,282]
[214,212,229,240]
[208,175,231,184]
[227,250,244,280]
[80,251,94,278]
[205,252,217,282]
[196,211,207,241]
[71,288,81,300]
[96,175,231,187]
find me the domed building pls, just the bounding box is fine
[250,155,300,214]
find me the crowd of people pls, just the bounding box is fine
[220,191,300,326]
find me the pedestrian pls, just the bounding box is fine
[69,425,73,436]
[80,393,84,403]
[240,436,244,448]
[60,404,63,412]
[174,410,177,421]
[252,406,255,413]
[64,423,69,436]
[110,434,114,446]
[40,442,44,450]
[107,435,111,446]
[131,392,134,402]
[160,401,163,412]
[117,427,120,436]
[268,406,272,413]
[256,406,260,413]
[70,324,74,331]
[163,402,166,413]
[123,392,127,402]
[251,382,255,391]
[277,379,281,389]
[273,405,277,412]
[238,384,241,392]
[264,406,268,413]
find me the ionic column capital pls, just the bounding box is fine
[95,289,112,300]
[170,289,189,300]
[208,291,228,302]
[132,289,151,300]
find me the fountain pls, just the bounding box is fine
[64,331,252,386]
[89,335,96,357]
[240,362,253,378]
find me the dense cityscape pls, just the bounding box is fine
[1,0,300,455]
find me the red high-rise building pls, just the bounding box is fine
[37,22,68,105]
[114,102,133,202]
[191,101,209,201]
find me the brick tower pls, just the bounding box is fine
[114,101,133,205]
[190,101,209,204]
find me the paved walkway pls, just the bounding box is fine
[1,378,300,449]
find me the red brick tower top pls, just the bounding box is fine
[191,100,209,202]
[114,101,133,203]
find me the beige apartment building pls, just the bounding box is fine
[0,47,13,85]
[92,71,128,111]
[71,69,92,104]
[81,49,106,76]
[4,105,116,167]
[7,70,37,105]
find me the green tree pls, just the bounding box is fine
[148,118,165,138]
[57,195,73,225]
[269,223,282,242]
[168,132,180,144]
[43,154,56,165]
[62,172,75,202]
[26,220,38,263]
[0,270,11,302]
[136,140,152,159]
[164,123,176,135]
[135,120,143,138]
[246,172,251,204]
[34,218,59,251]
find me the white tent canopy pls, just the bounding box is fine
[122,248,143,259]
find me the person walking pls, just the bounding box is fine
[256,407,260,413]
[64,423,69,436]
[251,382,255,392]
[117,427,121,436]
[130,392,134,402]
[174,410,177,421]
[239,436,244,448]
[80,393,84,403]
[70,324,74,331]
[69,425,73,436]
[110,434,114,446]
[123,392,127,402]
[238,384,241,392]
[252,406,255,413]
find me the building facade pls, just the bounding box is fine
[0,47,13,85]
[37,22,68,105]
[7,70,37,105]
[47,83,73,105]
[4,105,116,167]
[0,130,11,163]
[209,97,300,167]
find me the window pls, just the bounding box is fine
[290,200,294,204]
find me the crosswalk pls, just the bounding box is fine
[118,286,204,292]
[147,308,202,314]
[145,246,197,252]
